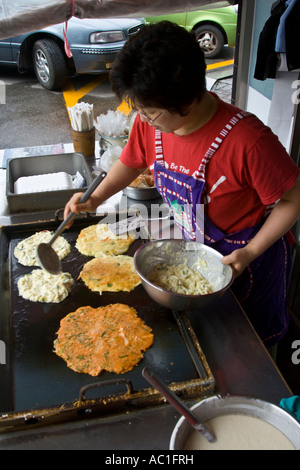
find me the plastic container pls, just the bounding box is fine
[71,128,95,157]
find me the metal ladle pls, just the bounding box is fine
[142,367,216,444]
[36,171,106,275]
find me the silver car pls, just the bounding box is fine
[0,17,145,90]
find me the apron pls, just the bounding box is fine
[154,113,291,348]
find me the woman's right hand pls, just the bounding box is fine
[63,192,97,227]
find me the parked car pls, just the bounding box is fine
[0,17,145,90]
[146,6,237,58]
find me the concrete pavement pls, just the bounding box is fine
[206,64,233,103]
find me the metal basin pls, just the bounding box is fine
[133,239,234,310]
[170,395,300,450]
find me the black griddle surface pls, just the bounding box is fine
[0,216,213,414]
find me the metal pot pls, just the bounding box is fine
[122,185,160,200]
[133,239,234,310]
[99,134,128,151]
[169,395,300,450]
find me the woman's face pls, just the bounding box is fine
[137,106,190,134]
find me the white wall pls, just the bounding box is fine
[246,86,271,125]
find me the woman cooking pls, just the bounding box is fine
[64,21,300,349]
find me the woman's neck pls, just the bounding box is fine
[174,92,218,136]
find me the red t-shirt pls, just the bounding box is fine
[121,94,300,234]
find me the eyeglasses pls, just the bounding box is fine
[126,100,163,124]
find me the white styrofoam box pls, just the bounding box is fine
[14,172,73,194]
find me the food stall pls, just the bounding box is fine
[0,0,299,451]
[0,145,296,450]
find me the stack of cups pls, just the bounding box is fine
[95,110,130,153]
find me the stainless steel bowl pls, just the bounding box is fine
[98,134,128,151]
[133,239,234,310]
[122,186,161,200]
[169,395,300,450]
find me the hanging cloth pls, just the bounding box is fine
[254,0,287,80]
[284,0,300,71]
[275,0,298,52]
[63,0,75,58]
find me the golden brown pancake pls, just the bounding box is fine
[78,255,141,293]
[53,303,154,375]
[17,269,74,303]
[76,223,135,257]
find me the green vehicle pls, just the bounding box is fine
[146,6,238,59]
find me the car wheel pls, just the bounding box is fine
[32,39,68,90]
[194,24,224,59]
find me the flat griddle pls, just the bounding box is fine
[0,213,215,432]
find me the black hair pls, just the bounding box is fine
[110,21,207,115]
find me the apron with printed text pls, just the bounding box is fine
[154,112,291,347]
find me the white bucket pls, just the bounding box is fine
[169,395,300,450]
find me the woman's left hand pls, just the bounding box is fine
[222,246,254,278]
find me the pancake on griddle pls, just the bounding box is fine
[78,255,141,293]
[18,269,74,303]
[53,303,154,375]
[76,223,135,257]
[14,230,71,266]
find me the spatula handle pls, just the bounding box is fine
[50,171,106,245]
[142,367,216,443]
